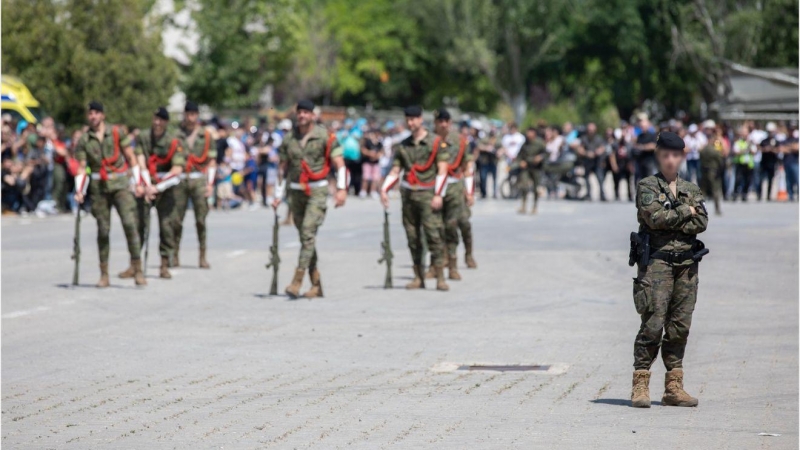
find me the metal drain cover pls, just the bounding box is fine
[457,364,550,372]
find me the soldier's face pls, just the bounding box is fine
[657,149,685,175]
[434,119,450,134]
[185,111,199,126]
[152,116,167,135]
[405,116,423,132]
[87,110,104,128]
[296,109,314,127]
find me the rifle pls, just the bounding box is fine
[265,210,281,295]
[377,210,393,288]
[71,208,82,285]
[141,200,152,277]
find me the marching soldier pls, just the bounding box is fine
[271,99,348,298]
[174,101,216,269]
[517,127,547,214]
[424,108,475,280]
[73,101,146,287]
[133,107,185,279]
[630,131,708,408]
[380,106,450,291]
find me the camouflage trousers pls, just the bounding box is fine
[700,171,722,212]
[442,182,472,258]
[517,168,541,200]
[633,260,699,371]
[401,188,445,267]
[51,163,69,213]
[288,187,328,269]
[90,184,141,263]
[174,177,210,251]
[153,188,180,258]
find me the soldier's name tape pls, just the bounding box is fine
[289,179,328,190]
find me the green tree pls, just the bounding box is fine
[2,0,178,127]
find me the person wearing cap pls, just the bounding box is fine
[73,100,146,287]
[380,105,451,291]
[420,108,476,281]
[130,106,186,279]
[630,131,708,409]
[757,122,781,201]
[270,99,348,298]
[698,120,725,215]
[173,101,217,269]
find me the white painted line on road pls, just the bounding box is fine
[226,249,248,258]
[2,306,51,319]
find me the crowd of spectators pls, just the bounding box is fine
[2,110,798,217]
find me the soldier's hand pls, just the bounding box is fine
[134,185,145,198]
[271,197,281,210]
[466,194,475,207]
[380,191,389,209]
[204,184,213,198]
[689,206,697,216]
[334,189,347,208]
[431,195,443,210]
[519,160,528,169]
[74,192,84,204]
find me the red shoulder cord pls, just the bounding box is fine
[185,130,211,173]
[405,136,441,187]
[447,136,468,178]
[299,133,337,195]
[99,126,129,181]
[148,138,181,182]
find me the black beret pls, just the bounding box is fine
[154,106,169,121]
[184,101,199,112]
[296,99,315,112]
[88,100,104,113]
[404,105,422,117]
[434,108,451,121]
[656,131,685,151]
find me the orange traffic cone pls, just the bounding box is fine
[776,166,789,202]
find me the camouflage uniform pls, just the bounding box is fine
[516,137,547,209]
[699,144,724,215]
[279,124,342,270]
[174,126,216,259]
[442,134,473,260]
[395,132,449,267]
[135,128,186,259]
[75,124,141,264]
[633,173,708,371]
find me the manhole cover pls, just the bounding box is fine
[457,364,550,372]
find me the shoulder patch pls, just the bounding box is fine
[641,192,655,205]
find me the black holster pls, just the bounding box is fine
[629,232,650,267]
[692,239,709,262]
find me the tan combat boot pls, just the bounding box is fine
[464,239,477,269]
[133,258,146,286]
[448,257,461,280]
[631,370,651,408]
[118,259,136,279]
[662,369,698,407]
[303,267,324,298]
[285,268,306,298]
[517,196,527,214]
[406,265,425,289]
[199,249,210,269]
[435,265,449,291]
[97,263,110,288]
[160,256,172,279]
[171,247,180,268]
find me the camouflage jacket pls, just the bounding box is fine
[637,173,708,263]
[135,128,186,176]
[443,133,473,178]
[178,125,216,173]
[75,122,131,191]
[393,130,450,186]
[517,137,547,168]
[278,124,342,183]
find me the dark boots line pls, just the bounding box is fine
[285,267,324,299]
[631,368,699,408]
[111,248,211,288]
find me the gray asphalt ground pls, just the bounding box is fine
[2,192,798,449]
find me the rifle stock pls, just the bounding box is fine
[265,212,280,295]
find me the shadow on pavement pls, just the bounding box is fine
[362,285,407,290]
[590,399,663,407]
[55,283,142,290]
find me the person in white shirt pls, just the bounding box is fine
[501,123,525,162]
[683,124,706,184]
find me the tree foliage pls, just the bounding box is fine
[2,0,178,127]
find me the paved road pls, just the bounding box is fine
[2,196,798,449]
